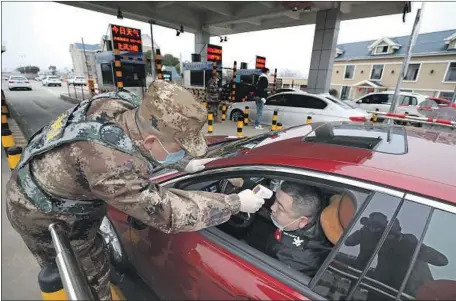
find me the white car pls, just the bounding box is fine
[68,76,86,86]
[351,91,429,117]
[8,75,32,91]
[42,76,62,87]
[226,90,371,127]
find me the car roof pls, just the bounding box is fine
[367,91,427,97]
[210,122,456,202]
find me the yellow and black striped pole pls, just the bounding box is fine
[1,98,9,117]
[276,122,283,131]
[7,146,22,170]
[271,110,278,131]
[2,112,9,130]
[113,49,124,90]
[207,112,214,134]
[244,106,249,126]
[237,120,244,137]
[306,116,312,124]
[2,128,15,153]
[221,105,227,121]
[272,68,277,94]
[231,61,237,103]
[371,108,379,122]
[155,48,163,80]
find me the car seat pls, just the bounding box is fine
[320,193,356,245]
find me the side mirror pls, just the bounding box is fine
[356,100,362,104]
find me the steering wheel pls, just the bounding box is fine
[218,179,255,228]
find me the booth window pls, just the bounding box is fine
[121,63,146,87]
[101,63,114,85]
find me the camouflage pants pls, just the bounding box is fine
[5,175,112,300]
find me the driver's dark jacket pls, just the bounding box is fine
[265,217,332,277]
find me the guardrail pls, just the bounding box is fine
[48,223,96,301]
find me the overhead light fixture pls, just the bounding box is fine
[180,25,184,33]
[220,37,223,43]
[117,8,123,20]
[176,29,181,36]
[224,36,228,42]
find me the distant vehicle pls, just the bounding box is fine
[8,75,32,91]
[68,76,86,86]
[351,91,429,117]
[34,76,41,81]
[227,90,370,126]
[42,75,62,87]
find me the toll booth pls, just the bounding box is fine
[94,50,146,97]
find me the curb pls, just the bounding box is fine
[7,118,27,148]
[60,93,84,105]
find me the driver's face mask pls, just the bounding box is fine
[270,214,303,232]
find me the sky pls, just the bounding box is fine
[1,1,456,77]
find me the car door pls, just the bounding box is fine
[129,164,382,301]
[311,192,456,301]
[397,96,419,116]
[357,94,390,113]
[284,94,329,125]
[262,94,291,125]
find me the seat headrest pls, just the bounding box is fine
[321,194,356,245]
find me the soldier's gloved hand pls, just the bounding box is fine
[238,189,265,213]
[184,158,220,174]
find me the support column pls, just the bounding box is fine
[194,31,210,62]
[307,8,341,94]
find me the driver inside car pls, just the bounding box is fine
[265,181,333,277]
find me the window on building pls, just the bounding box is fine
[404,64,420,81]
[444,62,456,82]
[345,65,355,80]
[375,45,389,54]
[370,65,384,80]
[439,91,455,101]
[341,86,351,100]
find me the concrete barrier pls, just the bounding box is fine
[60,94,83,105]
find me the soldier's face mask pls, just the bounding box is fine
[155,138,186,165]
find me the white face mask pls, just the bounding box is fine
[271,214,303,232]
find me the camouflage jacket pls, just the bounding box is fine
[206,78,220,103]
[26,98,241,233]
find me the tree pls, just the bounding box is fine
[144,50,154,75]
[49,65,57,75]
[16,66,40,74]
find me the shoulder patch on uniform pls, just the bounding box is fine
[46,110,70,142]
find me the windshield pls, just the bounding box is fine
[48,76,59,79]
[325,95,353,109]
[11,77,26,80]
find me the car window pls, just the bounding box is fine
[11,77,26,80]
[311,193,451,301]
[48,76,59,79]
[362,94,392,105]
[325,96,352,109]
[265,94,289,106]
[400,96,418,106]
[402,208,456,299]
[291,95,328,110]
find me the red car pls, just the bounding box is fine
[100,121,456,301]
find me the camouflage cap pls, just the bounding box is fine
[138,80,208,157]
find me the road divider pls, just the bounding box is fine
[237,120,244,137]
[2,128,15,154]
[271,110,278,131]
[208,112,214,134]
[7,146,22,170]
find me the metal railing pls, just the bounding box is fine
[49,223,96,301]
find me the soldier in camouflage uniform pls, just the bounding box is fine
[5,80,265,300]
[206,73,222,122]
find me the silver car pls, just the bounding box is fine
[226,90,370,127]
[8,75,32,91]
